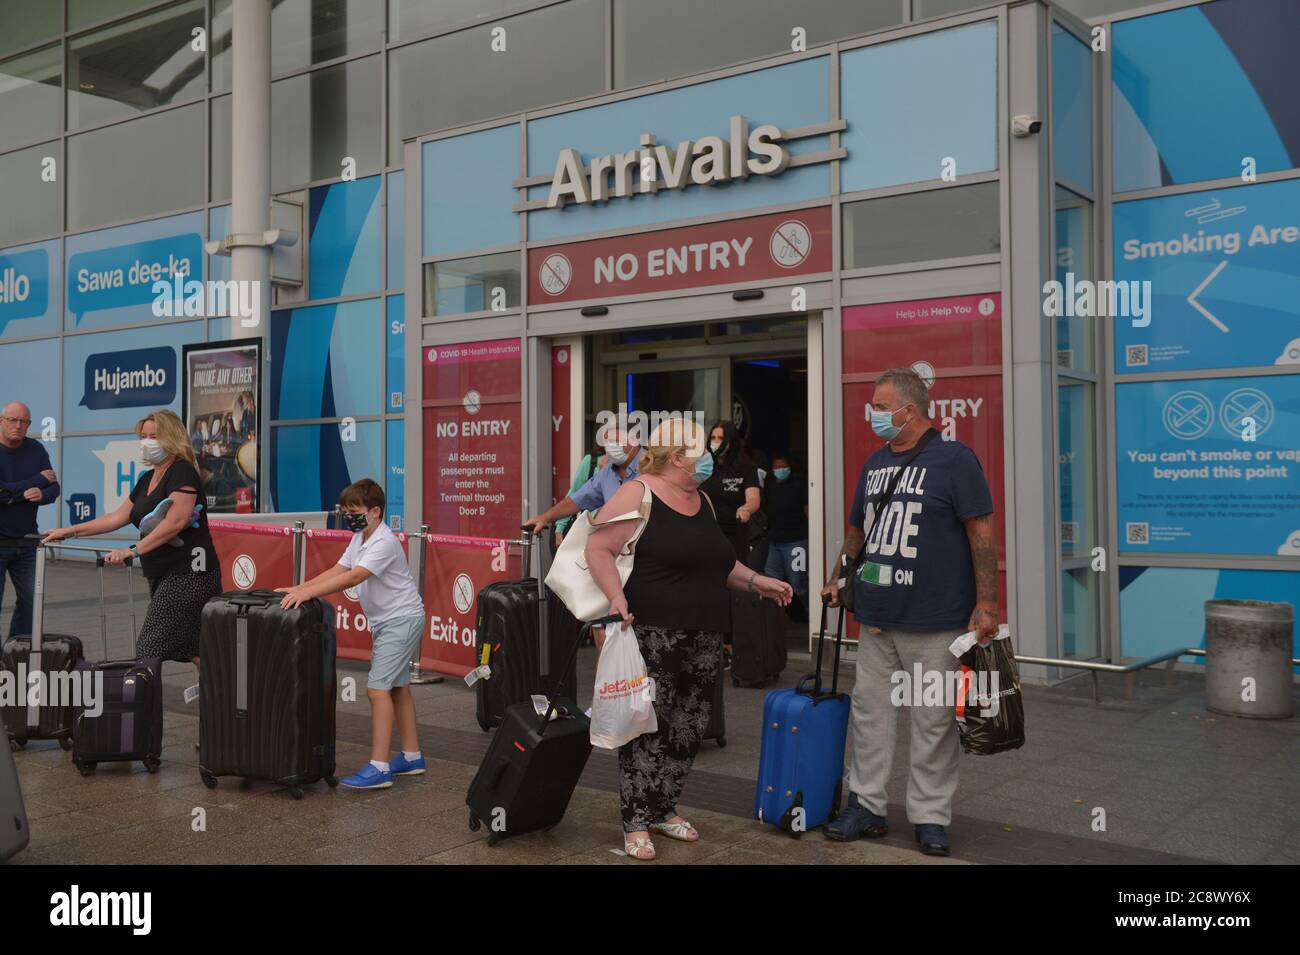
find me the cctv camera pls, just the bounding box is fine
[1012,114,1043,137]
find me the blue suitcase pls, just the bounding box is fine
[754,598,850,836]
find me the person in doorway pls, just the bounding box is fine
[278,479,427,789]
[762,454,810,616]
[0,401,59,639]
[821,368,998,857]
[524,427,642,535]
[585,417,793,860]
[44,410,222,672]
[698,421,760,562]
[555,433,608,540]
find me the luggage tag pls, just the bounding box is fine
[857,560,893,587]
[462,664,491,687]
[183,683,200,703]
[531,695,561,720]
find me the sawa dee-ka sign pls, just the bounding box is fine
[528,206,832,304]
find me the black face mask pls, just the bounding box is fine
[342,511,369,532]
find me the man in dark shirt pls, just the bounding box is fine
[0,401,60,638]
[762,455,809,614]
[820,369,998,857]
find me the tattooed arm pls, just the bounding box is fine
[964,513,1000,642]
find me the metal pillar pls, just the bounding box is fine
[228,0,273,342]
[408,524,444,684]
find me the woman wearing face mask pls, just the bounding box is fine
[585,418,793,860]
[44,410,221,671]
[698,421,761,564]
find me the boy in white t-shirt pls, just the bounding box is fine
[279,479,427,789]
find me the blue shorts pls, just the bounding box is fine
[368,612,425,690]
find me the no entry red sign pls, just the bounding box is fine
[528,206,832,304]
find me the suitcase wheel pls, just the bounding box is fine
[715,736,727,748]
[486,831,501,847]
[325,776,339,789]
[289,786,304,801]
[9,737,23,752]
[731,677,740,687]
[200,770,218,789]
[59,737,73,751]
[76,759,96,777]
[476,717,493,732]
[143,756,161,774]
[468,812,481,832]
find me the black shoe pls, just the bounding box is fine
[823,794,889,842]
[914,823,950,856]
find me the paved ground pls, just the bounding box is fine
[6,558,1299,865]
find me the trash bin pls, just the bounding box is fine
[1204,600,1295,719]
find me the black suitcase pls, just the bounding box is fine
[198,589,337,798]
[466,615,616,845]
[0,735,29,862]
[473,528,578,731]
[72,551,165,775]
[2,542,83,751]
[729,590,788,688]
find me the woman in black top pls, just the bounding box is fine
[45,410,221,668]
[699,420,761,562]
[586,418,792,860]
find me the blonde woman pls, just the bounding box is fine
[586,417,793,860]
[45,410,221,668]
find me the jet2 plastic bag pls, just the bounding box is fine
[948,624,1025,755]
[589,622,657,749]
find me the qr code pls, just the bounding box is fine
[1125,344,1149,367]
[1057,349,1074,368]
[1126,522,1149,545]
[1061,521,1078,544]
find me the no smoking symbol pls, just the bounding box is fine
[232,554,257,589]
[1221,388,1273,438]
[452,574,474,614]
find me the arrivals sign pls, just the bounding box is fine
[528,206,832,304]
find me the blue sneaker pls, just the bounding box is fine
[339,763,393,789]
[824,792,889,842]
[915,823,951,856]
[389,753,426,776]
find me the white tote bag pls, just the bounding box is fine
[589,622,658,749]
[545,481,652,622]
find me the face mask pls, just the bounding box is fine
[690,452,714,484]
[774,467,791,481]
[709,439,723,453]
[342,510,370,532]
[870,406,908,441]
[140,438,168,465]
[604,443,628,466]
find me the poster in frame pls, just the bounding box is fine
[181,338,261,514]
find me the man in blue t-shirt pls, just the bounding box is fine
[821,369,998,857]
[0,401,61,638]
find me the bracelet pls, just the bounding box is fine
[747,571,757,593]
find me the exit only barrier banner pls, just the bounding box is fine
[208,522,519,677]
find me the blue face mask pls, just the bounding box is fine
[773,467,792,481]
[870,406,908,441]
[690,452,714,484]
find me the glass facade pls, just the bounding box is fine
[1,0,1296,667]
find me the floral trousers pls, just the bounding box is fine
[618,625,723,833]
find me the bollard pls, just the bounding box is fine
[1204,600,1294,719]
[291,520,306,585]
[408,524,444,685]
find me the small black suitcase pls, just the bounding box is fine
[0,735,29,862]
[2,540,83,751]
[72,551,165,775]
[729,590,788,688]
[198,589,337,798]
[473,528,578,731]
[466,615,616,845]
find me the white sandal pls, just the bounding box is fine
[623,836,656,860]
[649,818,699,842]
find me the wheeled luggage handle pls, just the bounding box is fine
[800,595,845,699]
[535,613,622,735]
[93,553,136,662]
[226,589,285,608]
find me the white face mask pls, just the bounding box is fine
[709,439,723,453]
[604,442,629,466]
[140,438,168,465]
